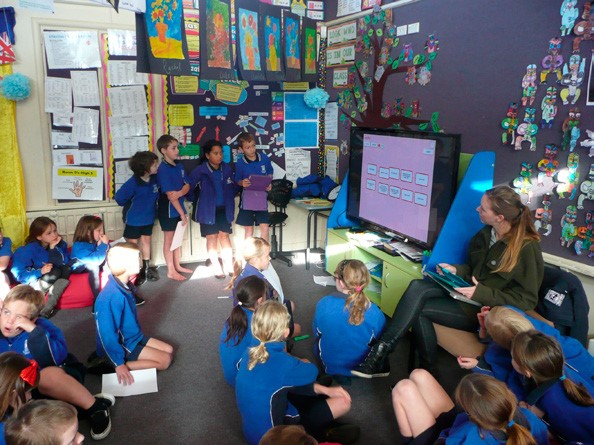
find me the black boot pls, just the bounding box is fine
[40,278,70,318]
[136,261,148,286]
[351,342,392,378]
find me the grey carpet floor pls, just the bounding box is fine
[51,252,466,444]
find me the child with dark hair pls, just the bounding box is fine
[156,135,192,281]
[189,139,238,278]
[115,150,160,285]
[11,217,81,318]
[511,330,594,442]
[219,275,267,386]
[72,215,109,299]
[235,132,273,241]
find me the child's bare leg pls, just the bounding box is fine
[173,247,192,274]
[127,339,173,370]
[219,232,233,275]
[163,231,185,281]
[324,389,352,419]
[206,234,223,275]
[259,223,270,242]
[244,225,254,239]
[391,369,454,438]
[139,235,152,261]
[39,367,95,410]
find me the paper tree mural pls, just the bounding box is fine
[337,8,440,131]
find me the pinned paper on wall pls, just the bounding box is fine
[43,30,101,69]
[108,86,149,116]
[171,76,201,94]
[52,166,104,200]
[169,104,195,126]
[45,77,72,113]
[215,82,244,103]
[285,148,311,183]
[107,29,137,56]
[325,144,339,182]
[72,107,99,145]
[325,102,338,140]
[71,71,100,107]
[109,114,149,138]
[333,68,348,88]
[107,60,148,86]
[112,136,149,158]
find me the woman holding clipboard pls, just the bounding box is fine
[352,186,543,378]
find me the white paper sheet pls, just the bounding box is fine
[170,221,187,251]
[108,86,148,116]
[43,30,101,69]
[109,114,149,138]
[112,136,149,159]
[53,113,74,127]
[45,77,72,114]
[101,368,158,397]
[72,107,99,145]
[284,149,311,184]
[51,131,77,147]
[313,275,336,287]
[325,102,338,140]
[108,61,148,86]
[52,166,104,200]
[71,71,100,107]
[107,29,138,56]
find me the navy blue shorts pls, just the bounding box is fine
[123,224,154,239]
[158,214,181,232]
[200,207,232,237]
[126,336,150,362]
[236,209,270,226]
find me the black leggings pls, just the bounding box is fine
[287,393,334,440]
[38,264,72,291]
[381,279,480,367]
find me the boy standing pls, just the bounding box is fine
[156,135,192,281]
[115,150,160,286]
[95,243,173,386]
[0,285,115,440]
[235,132,273,241]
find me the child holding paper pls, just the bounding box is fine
[156,135,192,281]
[189,140,238,278]
[94,243,173,386]
[235,132,273,241]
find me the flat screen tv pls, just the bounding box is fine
[347,127,461,250]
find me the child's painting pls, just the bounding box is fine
[264,15,281,73]
[206,0,231,69]
[284,15,301,70]
[145,0,184,59]
[238,8,260,71]
[304,26,316,75]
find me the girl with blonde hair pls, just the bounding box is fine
[313,259,385,378]
[235,301,358,445]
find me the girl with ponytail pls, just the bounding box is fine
[235,301,357,445]
[391,371,548,444]
[511,330,594,442]
[219,275,267,386]
[313,259,385,378]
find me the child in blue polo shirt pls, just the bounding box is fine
[156,135,192,281]
[189,139,238,278]
[313,259,385,379]
[0,226,13,301]
[115,150,160,285]
[235,132,273,241]
[235,300,358,445]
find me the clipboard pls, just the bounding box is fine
[424,269,481,307]
[242,175,272,211]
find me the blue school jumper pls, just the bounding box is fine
[475,305,594,399]
[115,175,159,226]
[219,307,255,387]
[157,160,188,218]
[526,377,594,443]
[235,341,318,445]
[232,264,274,306]
[235,153,273,210]
[11,240,73,285]
[189,162,237,225]
[71,241,108,268]
[0,317,68,368]
[438,407,549,445]
[313,292,385,376]
[94,275,144,367]
[0,237,12,258]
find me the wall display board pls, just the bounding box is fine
[322,0,594,273]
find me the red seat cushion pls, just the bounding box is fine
[55,273,94,309]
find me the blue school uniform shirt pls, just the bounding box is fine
[94,275,144,367]
[526,377,594,443]
[0,317,68,369]
[235,341,318,445]
[235,153,273,210]
[71,241,108,268]
[11,240,75,285]
[313,292,385,376]
[0,237,12,258]
[157,160,188,218]
[115,175,159,226]
[232,264,274,306]
[219,307,255,387]
[439,407,549,445]
[189,162,237,225]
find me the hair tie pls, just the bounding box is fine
[355,285,363,292]
[559,374,566,381]
[20,360,39,386]
[237,301,243,306]
[507,420,515,428]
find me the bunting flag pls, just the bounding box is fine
[0,34,15,64]
[0,64,27,246]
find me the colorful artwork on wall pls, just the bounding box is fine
[145,0,184,59]
[236,0,265,81]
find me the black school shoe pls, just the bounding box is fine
[323,423,361,444]
[89,393,115,440]
[134,295,146,306]
[146,266,160,281]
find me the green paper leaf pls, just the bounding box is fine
[426,61,432,71]
[393,37,400,47]
[429,52,437,60]
[368,29,374,37]
[419,123,429,131]
[392,60,400,69]
[376,29,383,37]
[387,57,393,65]
[398,53,405,62]
[351,111,357,118]
[364,16,371,24]
[413,54,426,65]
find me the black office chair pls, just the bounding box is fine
[268,178,293,267]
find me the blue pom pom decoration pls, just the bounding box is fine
[304,87,329,109]
[0,73,31,101]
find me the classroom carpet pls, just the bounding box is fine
[51,252,467,444]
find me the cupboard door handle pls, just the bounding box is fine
[383,272,390,288]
